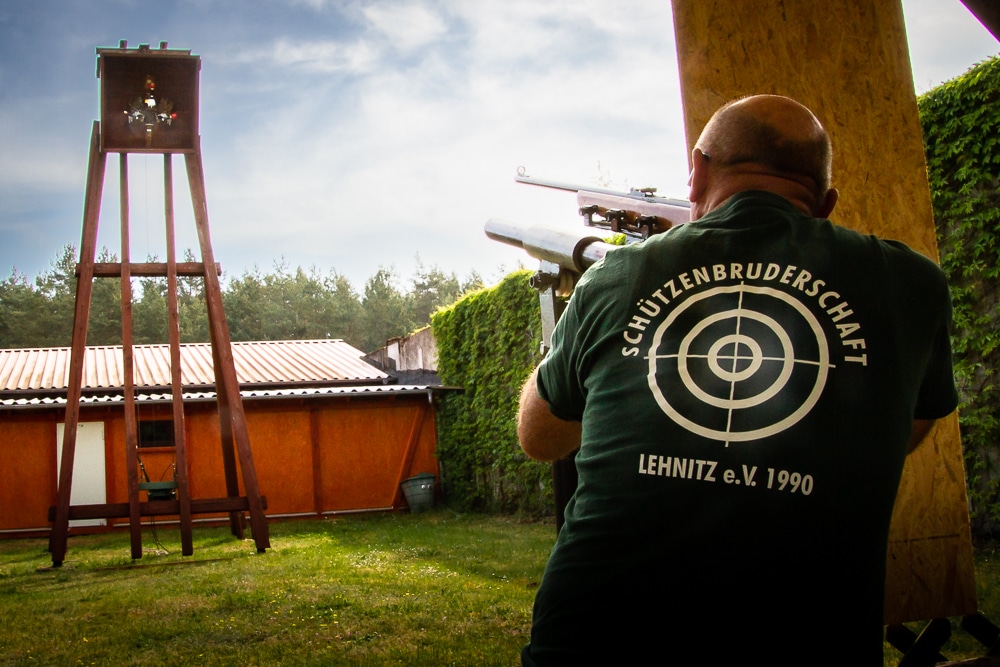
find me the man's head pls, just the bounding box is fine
[688,95,838,220]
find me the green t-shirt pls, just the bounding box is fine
[525,191,958,665]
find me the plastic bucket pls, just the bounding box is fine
[401,473,436,513]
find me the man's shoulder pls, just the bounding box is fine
[831,226,948,284]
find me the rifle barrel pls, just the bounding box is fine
[515,174,690,208]
[485,218,616,273]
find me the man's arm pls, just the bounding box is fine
[517,367,582,462]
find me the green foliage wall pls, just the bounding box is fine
[919,56,1000,533]
[431,271,549,514]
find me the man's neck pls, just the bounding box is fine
[706,171,818,217]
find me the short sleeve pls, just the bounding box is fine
[536,289,588,423]
[913,282,959,420]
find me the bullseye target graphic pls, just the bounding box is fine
[646,284,832,442]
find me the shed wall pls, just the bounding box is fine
[0,394,439,536]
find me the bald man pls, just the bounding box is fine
[518,95,957,665]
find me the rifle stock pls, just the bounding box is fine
[515,173,691,239]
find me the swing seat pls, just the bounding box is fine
[139,481,177,501]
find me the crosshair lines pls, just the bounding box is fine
[646,283,834,444]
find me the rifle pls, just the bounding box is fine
[486,172,691,532]
[487,172,691,351]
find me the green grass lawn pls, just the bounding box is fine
[1,511,999,666]
[0,511,552,666]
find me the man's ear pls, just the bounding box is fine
[688,148,710,204]
[816,188,839,218]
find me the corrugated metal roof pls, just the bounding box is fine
[0,384,452,410]
[0,339,388,392]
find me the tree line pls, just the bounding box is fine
[0,245,484,354]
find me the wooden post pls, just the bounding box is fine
[119,153,143,560]
[391,404,428,509]
[49,122,106,566]
[211,329,246,538]
[671,0,977,624]
[185,150,270,553]
[163,155,194,556]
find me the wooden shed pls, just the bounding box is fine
[0,339,443,538]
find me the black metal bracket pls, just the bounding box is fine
[887,614,1000,665]
[887,618,951,666]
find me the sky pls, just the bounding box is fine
[0,0,997,293]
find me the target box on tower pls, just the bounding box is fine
[97,42,200,153]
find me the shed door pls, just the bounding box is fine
[56,422,107,528]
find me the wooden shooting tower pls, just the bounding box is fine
[49,42,270,565]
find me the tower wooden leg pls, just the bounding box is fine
[119,152,144,561]
[50,122,106,566]
[185,150,270,553]
[211,344,246,539]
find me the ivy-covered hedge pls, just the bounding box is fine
[430,271,549,514]
[919,56,1000,534]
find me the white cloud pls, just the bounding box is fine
[902,0,998,93]
[271,37,381,73]
[220,37,380,75]
[187,0,690,288]
[362,1,449,53]
[0,0,995,289]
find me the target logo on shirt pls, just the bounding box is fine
[645,283,835,444]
